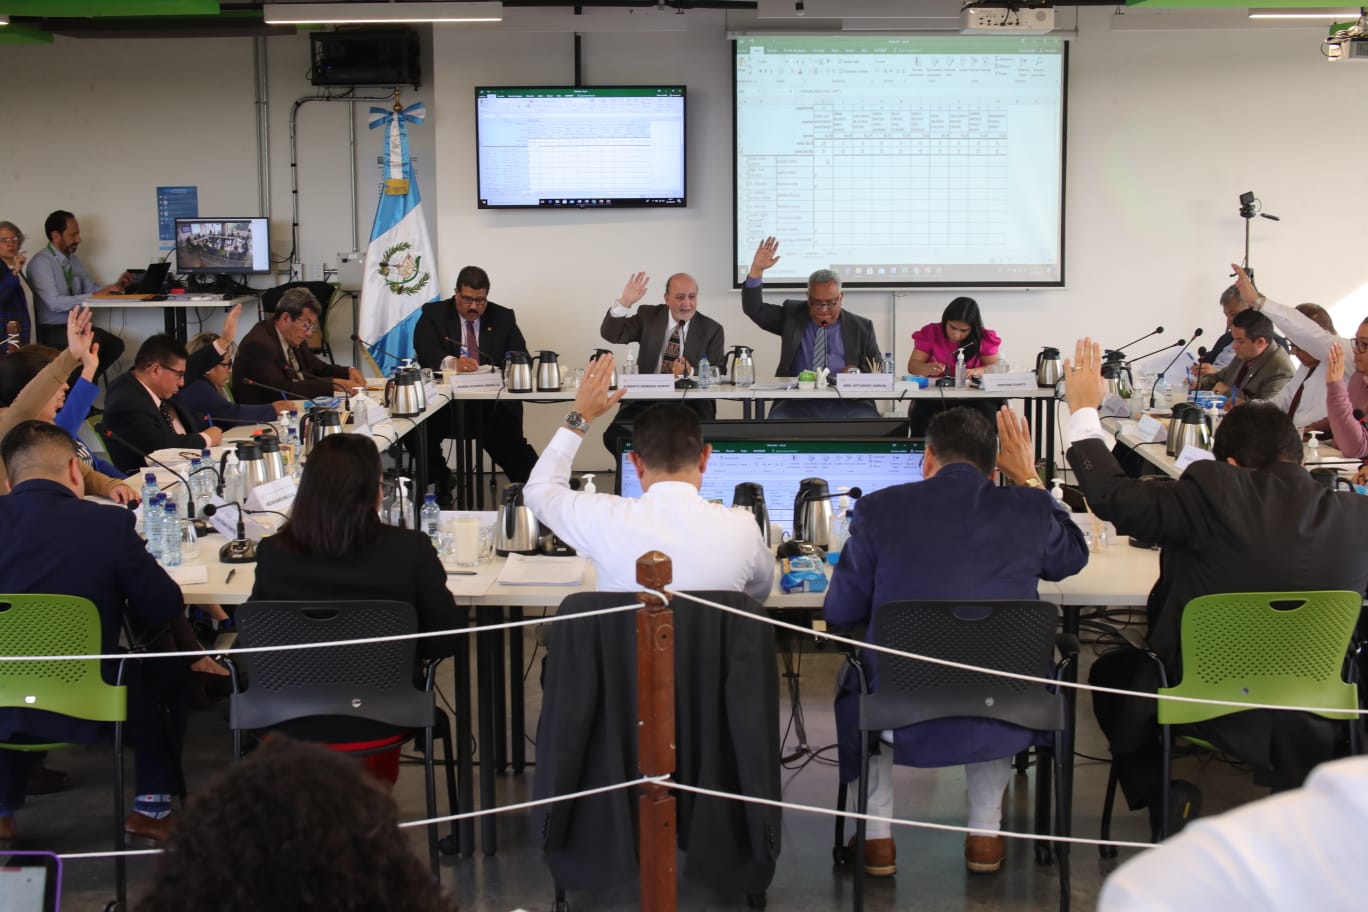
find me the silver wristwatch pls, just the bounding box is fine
[564,411,590,433]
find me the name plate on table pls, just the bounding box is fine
[835,372,893,392]
[979,372,1039,393]
[246,476,297,515]
[620,373,678,393]
[1174,445,1216,472]
[450,369,504,393]
[1132,415,1167,443]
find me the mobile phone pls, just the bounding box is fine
[0,852,62,911]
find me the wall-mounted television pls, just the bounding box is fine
[174,218,271,275]
[475,86,686,209]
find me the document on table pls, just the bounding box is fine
[496,554,588,586]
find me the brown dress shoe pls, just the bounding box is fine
[965,834,1006,873]
[849,835,896,876]
[123,811,174,845]
[0,814,15,846]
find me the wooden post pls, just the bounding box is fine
[636,551,677,912]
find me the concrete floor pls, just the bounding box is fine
[28,620,1274,912]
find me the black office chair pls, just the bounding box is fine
[258,280,338,361]
[534,590,780,911]
[832,599,1077,912]
[225,600,461,876]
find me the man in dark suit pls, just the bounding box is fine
[411,265,539,498]
[103,332,230,473]
[0,421,191,844]
[824,407,1088,877]
[1065,338,1368,830]
[598,271,726,456]
[232,287,364,405]
[741,236,883,418]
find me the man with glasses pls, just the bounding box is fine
[233,287,364,405]
[103,333,228,473]
[26,210,130,381]
[741,236,884,418]
[412,266,540,501]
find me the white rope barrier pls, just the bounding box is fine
[58,848,164,861]
[395,774,671,830]
[0,600,644,664]
[666,589,1368,717]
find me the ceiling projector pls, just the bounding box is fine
[961,2,1056,35]
[1324,10,1368,61]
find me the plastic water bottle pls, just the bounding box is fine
[697,354,712,388]
[954,348,967,388]
[145,493,165,559]
[138,472,159,534]
[160,501,182,567]
[623,348,637,376]
[421,493,441,547]
[188,457,204,507]
[199,449,215,499]
[883,352,895,376]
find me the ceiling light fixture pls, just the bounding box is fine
[1249,7,1361,19]
[263,2,502,25]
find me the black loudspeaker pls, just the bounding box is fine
[310,29,421,88]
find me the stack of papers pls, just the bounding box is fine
[496,554,587,586]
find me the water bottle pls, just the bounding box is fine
[954,348,967,389]
[161,501,182,567]
[698,354,712,388]
[623,348,637,376]
[883,352,895,376]
[199,449,215,499]
[145,493,165,559]
[421,493,441,547]
[138,472,159,534]
[188,457,204,507]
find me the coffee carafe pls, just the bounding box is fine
[589,349,618,390]
[793,478,835,550]
[504,352,533,393]
[725,345,756,388]
[1101,359,1135,401]
[299,406,343,456]
[1172,407,1213,456]
[256,434,286,482]
[1167,402,1196,456]
[1035,347,1063,388]
[732,482,771,546]
[236,440,269,495]
[384,368,424,417]
[533,350,562,392]
[495,483,541,556]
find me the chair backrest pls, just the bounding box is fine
[860,600,1064,734]
[79,417,112,465]
[1159,590,1362,726]
[0,594,126,723]
[230,600,431,734]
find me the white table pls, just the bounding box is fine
[84,293,255,343]
[1112,417,1356,480]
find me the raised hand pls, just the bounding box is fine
[573,353,626,424]
[1231,263,1259,305]
[748,237,780,279]
[618,272,649,309]
[1328,340,1346,383]
[220,301,243,344]
[65,305,93,359]
[1063,337,1107,413]
[995,406,1039,486]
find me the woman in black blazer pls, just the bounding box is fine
[248,433,466,781]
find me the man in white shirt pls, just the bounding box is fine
[523,353,774,600]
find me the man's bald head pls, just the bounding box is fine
[1,420,82,492]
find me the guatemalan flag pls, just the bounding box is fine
[358,101,440,375]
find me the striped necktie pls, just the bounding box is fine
[812,324,828,373]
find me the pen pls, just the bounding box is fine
[446,570,478,576]
[225,568,236,584]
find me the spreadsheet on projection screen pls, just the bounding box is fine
[733,36,1066,287]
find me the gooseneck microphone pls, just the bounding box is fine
[94,422,210,532]
[351,334,409,365]
[1150,329,1204,408]
[201,502,256,564]
[1109,326,1164,360]
[242,377,301,401]
[1126,339,1185,366]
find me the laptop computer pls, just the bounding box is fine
[122,261,171,295]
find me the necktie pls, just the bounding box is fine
[662,320,684,371]
[159,401,178,431]
[1233,359,1250,389]
[1287,363,1317,418]
[463,320,479,363]
[285,345,301,380]
[813,324,828,373]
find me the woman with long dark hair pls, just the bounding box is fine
[906,297,1004,436]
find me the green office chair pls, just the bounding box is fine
[1098,590,1363,851]
[80,416,112,465]
[0,594,131,910]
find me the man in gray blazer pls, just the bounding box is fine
[599,272,725,456]
[741,236,882,418]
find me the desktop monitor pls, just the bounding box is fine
[174,217,270,275]
[616,437,926,538]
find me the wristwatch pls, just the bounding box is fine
[1021,476,1045,489]
[564,411,591,433]
[1252,294,1267,309]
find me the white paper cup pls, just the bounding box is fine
[452,516,481,566]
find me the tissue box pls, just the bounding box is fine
[780,555,829,593]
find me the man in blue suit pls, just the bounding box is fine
[0,421,190,845]
[824,406,1089,877]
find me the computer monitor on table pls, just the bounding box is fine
[615,437,926,539]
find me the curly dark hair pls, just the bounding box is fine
[137,739,456,912]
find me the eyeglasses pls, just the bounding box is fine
[0,236,20,245]
[458,294,489,306]
[296,320,316,333]
[1353,339,1368,354]
[158,363,186,379]
[809,297,841,310]
[219,358,235,368]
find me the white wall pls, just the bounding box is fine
[9,11,1368,471]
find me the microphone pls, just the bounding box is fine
[1150,329,1204,408]
[201,502,256,564]
[1196,346,1208,360]
[94,422,209,533]
[242,377,298,400]
[351,334,409,365]
[1126,340,1184,365]
[1109,326,1164,359]
[442,336,491,366]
